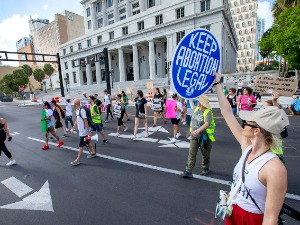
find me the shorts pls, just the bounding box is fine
[171,118,180,125]
[46,126,55,132]
[225,204,263,225]
[154,109,163,113]
[124,105,129,110]
[79,136,88,147]
[90,123,103,132]
[55,120,63,129]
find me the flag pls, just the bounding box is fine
[89,56,95,62]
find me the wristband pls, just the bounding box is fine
[212,81,222,87]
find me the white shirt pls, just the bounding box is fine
[238,81,244,89]
[176,101,183,119]
[76,108,88,137]
[62,98,72,116]
[104,94,111,106]
[46,109,54,128]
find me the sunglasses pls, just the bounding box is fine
[241,121,259,129]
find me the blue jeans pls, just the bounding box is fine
[232,108,237,116]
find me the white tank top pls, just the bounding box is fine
[231,146,277,214]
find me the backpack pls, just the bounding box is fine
[79,106,95,128]
[95,99,102,106]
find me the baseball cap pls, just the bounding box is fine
[239,106,289,134]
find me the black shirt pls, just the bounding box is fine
[135,97,147,115]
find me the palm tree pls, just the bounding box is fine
[272,0,300,18]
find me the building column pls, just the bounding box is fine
[95,61,102,84]
[126,0,131,18]
[113,0,118,23]
[86,59,92,85]
[132,44,140,81]
[118,48,126,82]
[90,2,96,31]
[140,0,146,12]
[77,67,83,85]
[102,0,107,26]
[148,40,155,80]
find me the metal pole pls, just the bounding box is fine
[103,48,111,94]
[57,53,65,97]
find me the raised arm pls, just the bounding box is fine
[3,119,11,138]
[214,72,250,150]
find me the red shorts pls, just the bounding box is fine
[225,204,263,225]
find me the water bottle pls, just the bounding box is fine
[232,98,235,105]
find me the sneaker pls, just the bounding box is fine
[124,127,128,132]
[73,130,78,134]
[62,134,68,137]
[66,128,69,132]
[164,120,167,124]
[170,138,176,143]
[131,136,137,141]
[152,124,157,127]
[201,169,210,176]
[6,159,16,166]
[41,145,49,150]
[144,133,149,138]
[57,141,64,147]
[87,154,97,159]
[187,136,191,140]
[181,170,193,178]
[105,120,108,123]
[70,160,80,166]
[116,133,121,137]
[103,140,108,144]
[176,132,182,139]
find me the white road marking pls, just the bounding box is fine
[10,132,20,136]
[0,180,54,212]
[1,177,33,198]
[27,137,300,201]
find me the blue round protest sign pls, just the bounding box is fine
[171,29,220,99]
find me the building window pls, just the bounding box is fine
[249,4,253,10]
[148,0,155,8]
[137,21,144,30]
[107,0,113,8]
[176,31,185,45]
[201,0,210,12]
[97,35,102,43]
[87,20,92,29]
[64,62,68,70]
[122,26,128,35]
[72,60,75,67]
[244,44,247,49]
[236,23,240,28]
[132,2,140,15]
[234,1,238,6]
[239,30,243,35]
[108,13,114,25]
[73,72,77,83]
[119,8,126,20]
[63,49,66,55]
[155,14,163,25]
[118,0,125,2]
[87,39,91,47]
[242,22,245,27]
[239,15,243,20]
[247,51,250,56]
[164,42,167,53]
[237,8,240,13]
[109,31,114,40]
[98,18,103,28]
[86,7,91,17]
[70,46,73,53]
[78,43,82,50]
[201,25,211,30]
[176,7,184,19]
[96,1,102,12]
[248,20,252,26]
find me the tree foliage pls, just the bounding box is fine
[43,63,55,76]
[22,64,33,77]
[33,68,45,83]
[0,69,29,93]
[272,0,300,18]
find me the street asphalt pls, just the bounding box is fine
[0,103,299,225]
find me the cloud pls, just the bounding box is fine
[44,4,48,10]
[258,1,274,30]
[0,13,37,66]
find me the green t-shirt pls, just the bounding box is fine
[123,96,128,106]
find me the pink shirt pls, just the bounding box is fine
[238,94,257,111]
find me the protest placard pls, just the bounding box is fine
[146,82,153,90]
[151,98,162,111]
[126,87,132,94]
[165,100,177,118]
[254,76,298,97]
[171,29,220,99]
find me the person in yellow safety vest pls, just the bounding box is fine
[181,95,216,178]
[89,95,108,144]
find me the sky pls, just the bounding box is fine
[0,0,275,66]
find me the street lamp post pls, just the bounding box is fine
[110,69,114,89]
[43,81,47,93]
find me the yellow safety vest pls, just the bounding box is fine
[91,104,101,124]
[190,107,216,142]
[271,139,283,155]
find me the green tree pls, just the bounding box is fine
[258,29,274,68]
[0,69,29,93]
[22,64,33,77]
[43,63,55,88]
[33,68,45,83]
[272,0,300,18]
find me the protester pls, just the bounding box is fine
[162,88,168,118]
[131,90,148,140]
[89,96,108,144]
[152,87,166,127]
[51,100,68,137]
[104,89,114,122]
[288,95,300,115]
[237,79,244,96]
[223,86,229,95]
[226,88,237,116]
[121,91,130,121]
[237,87,257,111]
[114,94,128,136]
[62,97,74,132]
[181,95,216,177]
[41,101,64,150]
[0,117,16,166]
[181,98,187,125]
[94,94,102,110]
[170,93,183,143]
[214,71,289,225]
[70,99,96,166]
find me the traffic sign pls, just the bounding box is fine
[19,85,24,92]
[171,29,221,99]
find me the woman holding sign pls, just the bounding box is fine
[131,90,148,141]
[213,72,289,225]
[152,88,167,127]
